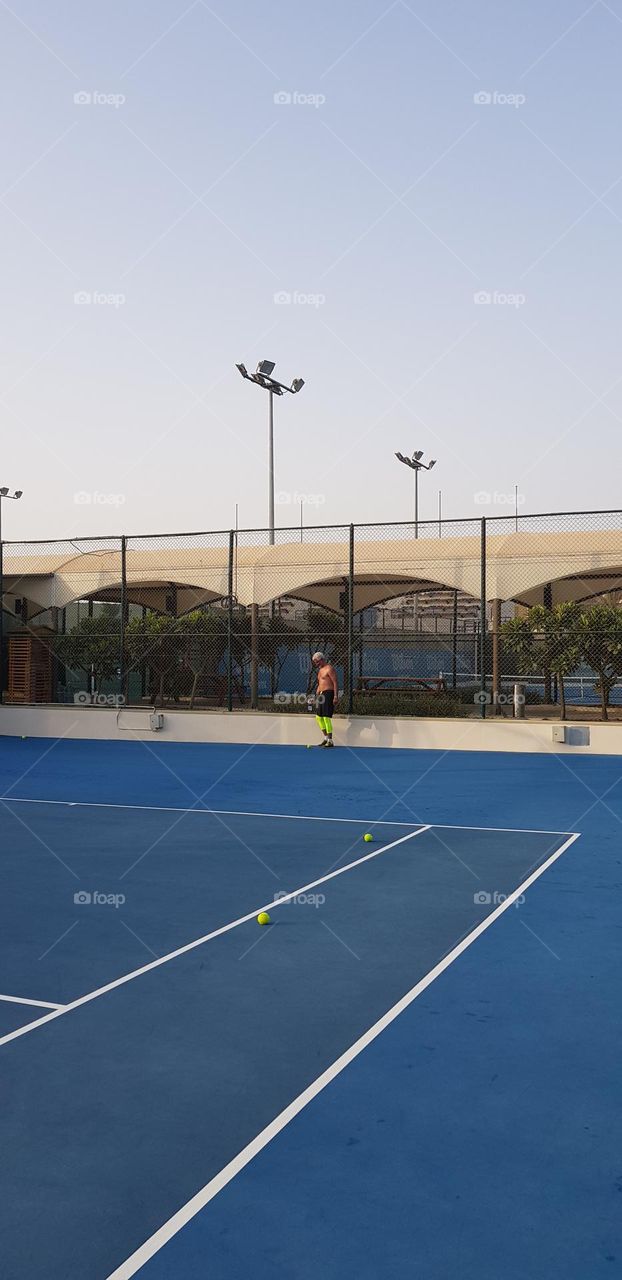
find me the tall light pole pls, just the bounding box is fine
[0,487,23,704]
[236,359,305,545]
[395,450,436,538]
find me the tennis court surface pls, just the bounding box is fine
[0,736,620,1279]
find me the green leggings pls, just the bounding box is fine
[316,715,333,735]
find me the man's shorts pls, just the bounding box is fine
[316,688,335,718]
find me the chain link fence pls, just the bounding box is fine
[3,509,622,719]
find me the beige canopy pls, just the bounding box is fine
[3,527,622,619]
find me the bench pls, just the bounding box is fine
[355,675,447,695]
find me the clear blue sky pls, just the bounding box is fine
[2,0,621,539]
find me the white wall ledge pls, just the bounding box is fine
[1,705,620,754]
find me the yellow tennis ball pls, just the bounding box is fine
[363,833,373,842]
[257,912,271,926]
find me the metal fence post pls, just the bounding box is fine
[0,523,4,705]
[491,597,501,715]
[543,582,553,704]
[227,530,234,712]
[347,523,354,714]
[480,517,487,718]
[250,602,259,709]
[119,535,127,705]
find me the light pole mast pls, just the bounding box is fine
[395,450,437,538]
[236,360,305,545]
[0,487,23,704]
[268,389,274,541]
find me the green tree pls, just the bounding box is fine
[178,609,228,707]
[57,606,120,693]
[577,604,622,721]
[125,612,180,706]
[502,603,581,719]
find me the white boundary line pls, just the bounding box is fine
[0,826,430,1050]
[0,993,64,1010]
[0,795,574,836]
[106,829,581,1280]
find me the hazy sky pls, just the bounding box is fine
[2,0,622,541]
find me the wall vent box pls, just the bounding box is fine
[149,713,164,731]
[552,725,567,743]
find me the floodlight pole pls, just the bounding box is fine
[394,451,437,538]
[0,502,3,706]
[269,390,275,545]
[236,360,305,546]
[0,488,23,704]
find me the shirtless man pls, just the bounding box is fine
[311,651,339,748]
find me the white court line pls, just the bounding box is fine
[0,795,574,836]
[106,829,581,1280]
[0,825,430,1050]
[0,993,64,1010]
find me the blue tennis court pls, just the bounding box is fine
[0,736,620,1279]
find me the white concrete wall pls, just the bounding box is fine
[1,705,620,754]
